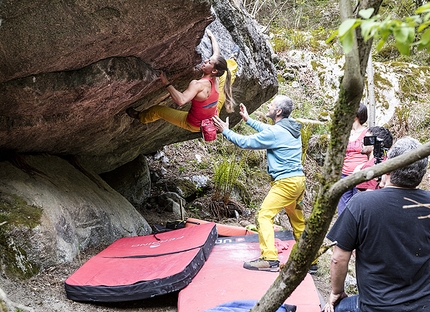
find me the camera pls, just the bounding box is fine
[363,135,386,164]
[363,136,379,146]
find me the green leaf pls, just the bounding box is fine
[393,26,414,43]
[360,20,377,41]
[417,20,430,32]
[395,40,411,55]
[407,26,416,43]
[340,29,354,54]
[378,17,395,39]
[421,28,430,45]
[359,8,375,19]
[415,3,430,14]
[405,15,421,25]
[375,38,387,51]
[416,27,430,50]
[339,19,359,37]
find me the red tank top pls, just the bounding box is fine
[186,77,219,128]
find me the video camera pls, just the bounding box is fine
[363,135,388,164]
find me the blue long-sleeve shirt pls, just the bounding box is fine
[222,117,304,181]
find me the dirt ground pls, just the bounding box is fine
[0,249,178,312]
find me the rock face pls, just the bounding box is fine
[0,0,278,174]
[0,155,150,278]
[0,0,278,276]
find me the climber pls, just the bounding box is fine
[126,29,239,134]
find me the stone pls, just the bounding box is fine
[0,0,278,273]
[100,154,151,208]
[0,155,150,277]
[0,1,278,174]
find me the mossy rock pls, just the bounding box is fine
[0,299,7,311]
[0,192,42,280]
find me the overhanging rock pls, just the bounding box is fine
[0,0,278,174]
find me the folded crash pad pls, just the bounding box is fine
[65,222,217,302]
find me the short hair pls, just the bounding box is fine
[356,103,368,125]
[368,126,393,149]
[274,95,294,118]
[387,136,428,188]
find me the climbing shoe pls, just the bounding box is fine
[243,258,279,272]
[126,107,140,119]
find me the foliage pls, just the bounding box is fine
[250,0,339,32]
[209,154,250,219]
[388,104,411,138]
[271,28,334,53]
[212,155,244,204]
[300,124,313,162]
[327,3,430,55]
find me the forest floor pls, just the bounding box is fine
[3,137,429,312]
[1,140,338,312]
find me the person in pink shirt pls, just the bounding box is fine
[354,126,393,191]
[337,103,368,215]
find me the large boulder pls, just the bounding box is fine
[0,0,278,275]
[0,155,150,278]
[0,0,278,174]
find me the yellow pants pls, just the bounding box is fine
[138,59,239,132]
[256,176,306,261]
[138,105,200,132]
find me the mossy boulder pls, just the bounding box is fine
[0,193,42,279]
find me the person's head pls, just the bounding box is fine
[386,136,428,188]
[201,56,228,77]
[355,103,368,125]
[266,95,294,122]
[361,126,393,155]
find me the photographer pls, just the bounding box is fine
[353,126,393,191]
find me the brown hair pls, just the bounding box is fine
[214,56,235,113]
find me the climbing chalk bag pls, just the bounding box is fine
[201,118,217,141]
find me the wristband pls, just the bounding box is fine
[165,83,171,88]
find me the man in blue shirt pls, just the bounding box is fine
[213,95,308,272]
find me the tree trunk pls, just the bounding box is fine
[367,54,376,127]
[251,0,392,311]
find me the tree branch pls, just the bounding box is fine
[329,142,430,199]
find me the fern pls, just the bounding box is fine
[212,155,244,204]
